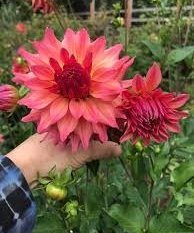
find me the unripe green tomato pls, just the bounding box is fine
[46,183,67,201]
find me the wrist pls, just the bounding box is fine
[6,134,52,184]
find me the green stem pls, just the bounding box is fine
[119,157,132,182]
[51,0,65,30]
[145,178,154,232]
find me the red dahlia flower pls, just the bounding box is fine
[14,28,134,151]
[119,63,189,145]
[32,0,53,14]
[0,85,19,112]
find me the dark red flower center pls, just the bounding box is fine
[50,51,91,99]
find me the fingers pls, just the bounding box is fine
[86,141,121,162]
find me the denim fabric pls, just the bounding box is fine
[0,155,36,233]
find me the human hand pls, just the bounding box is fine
[6,134,121,185]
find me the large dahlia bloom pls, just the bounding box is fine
[32,0,53,14]
[119,63,189,145]
[0,85,19,112]
[14,28,133,151]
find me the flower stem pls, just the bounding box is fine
[119,157,133,183]
[51,0,65,31]
[145,179,154,232]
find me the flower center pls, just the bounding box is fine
[51,55,91,99]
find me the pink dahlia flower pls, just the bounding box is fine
[0,85,19,112]
[119,63,189,145]
[16,22,27,34]
[32,0,53,14]
[15,28,134,151]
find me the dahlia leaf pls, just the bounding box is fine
[142,40,165,62]
[167,46,194,64]
[171,159,194,190]
[150,213,192,233]
[108,204,145,233]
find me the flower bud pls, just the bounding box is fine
[65,200,79,217]
[16,22,27,34]
[0,85,19,112]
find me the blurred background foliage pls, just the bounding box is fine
[0,0,194,232]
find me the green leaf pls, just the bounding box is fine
[167,46,194,64]
[171,159,194,190]
[153,142,170,176]
[142,40,165,61]
[108,204,145,233]
[150,213,192,233]
[33,214,64,233]
[86,183,104,218]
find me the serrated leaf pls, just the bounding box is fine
[108,204,145,233]
[167,46,194,64]
[86,183,104,218]
[33,214,64,233]
[171,159,194,190]
[150,213,192,233]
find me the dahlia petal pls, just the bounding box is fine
[75,120,93,149]
[104,44,123,60]
[122,79,132,88]
[33,28,61,64]
[169,94,189,108]
[43,28,61,48]
[69,99,84,119]
[132,74,146,93]
[18,47,46,67]
[120,130,133,143]
[93,99,118,128]
[31,65,54,80]
[146,63,162,91]
[70,134,80,152]
[83,52,92,72]
[37,110,51,133]
[50,98,68,124]
[60,48,69,64]
[166,122,181,133]
[25,78,54,90]
[116,57,135,80]
[62,28,76,56]
[76,29,90,63]
[22,110,40,122]
[90,80,122,101]
[19,91,58,109]
[12,72,35,85]
[58,113,78,141]
[92,68,117,82]
[93,123,108,142]
[89,36,106,57]
[82,99,99,123]
[49,58,62,73]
